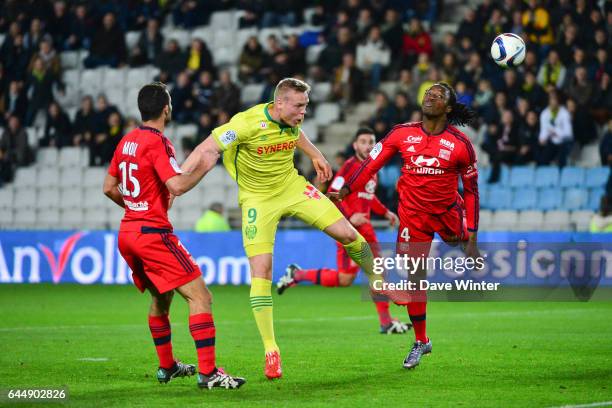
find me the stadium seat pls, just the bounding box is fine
[562,188,587,210]
[570,210,594,232]
[477,166,491,186]
[235,28,257,49]
[301,120,318,142]
[103,68,127,90]
[37,147,59,167]
[82,208,107,229]
[559,167,585,187]
[80,69,105,95]
[126,67,150,90]
[60,208,83,229]
[533,166,559,188]
[37,167,60,188]
[38,208,60,227]
[241,84,264,106]
[378,165,400,189]
[213,46,239,66]
[60,186,82,210]
[14,167,37,188]
[588,188,605,211]
[0,208,13,228]
[164,28,191,48]
[517,210,544,231]
[58,147,83,167]
[83,167,106,188]
[490,210,518,231]
[512,187,537,210]
[210,11,236,30]
[212,29,236,49]
[60,168,84,187]
[542,210,571,231]
[15,208,36,228]
[509,166,535,188]
[536,187,562,211]
[191,27,213,43]
[314,103,340,126]
[179,208,202,230]
[486,186,512,210]
[305,43,325,64]
[60,51,80,69]
[83,185,107,209]
[310,82,331,103]
[584,167,610,188]
[0,187,14,208]
[575,143,601,168]
[37,188,60,209]
[479,209,493,230]
[106,205,124,228]
[125,31,140,49]
[257,28,283,48]
[176,124,198,141]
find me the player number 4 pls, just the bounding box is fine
[400,227,410,242]
[118,161,140,198]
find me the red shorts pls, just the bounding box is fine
[118,228,201,294]
[336,221,380,275]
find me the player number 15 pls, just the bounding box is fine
[118,161,140,198]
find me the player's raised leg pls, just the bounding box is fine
[175,277,245,389]
[248,253,282,379]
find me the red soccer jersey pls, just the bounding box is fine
[345,122,479,231]
[328,156,388,219]
[107,126,182,232]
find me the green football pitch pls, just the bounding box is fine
[1,284,611,407]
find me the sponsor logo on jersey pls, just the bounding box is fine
[365,179,376,194]
[330,176,345,191]
[357,192,375,200]
[405,135,423,144]
[440,138,455,150]
[438,148,451,161]
[245,225,258,240]
[370,142,383,159]
[256,140,298,155]
[124,200,149,211]
[303,184,321,200]
[169,157,183,173]
[260,121,268,129]
[219,130,237,146]
[407,155,445,175]
[407,145,416,152]
[464,163,478,178]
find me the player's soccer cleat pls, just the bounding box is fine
[197,368,246,389]
[403,339,432,369]
[380,319,412,334]
[157,361,196,383]
[265,351,282,379]
[277,264,301,295]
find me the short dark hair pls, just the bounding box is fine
[353,127,375,141]
[138,82,170,121]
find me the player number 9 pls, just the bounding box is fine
[247,208,257,223]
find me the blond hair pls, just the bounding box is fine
[274,77,311,101]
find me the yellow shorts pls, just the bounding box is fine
[239,175,343,257]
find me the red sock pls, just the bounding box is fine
[407,302,428,343]
[374,301,392,326]
[189,313,216,375]
[148,314,174,369]
[294,268,339,287]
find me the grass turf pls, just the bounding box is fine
[1,284,611,407]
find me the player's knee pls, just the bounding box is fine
[338,274,355,286]
[337,226,358,246]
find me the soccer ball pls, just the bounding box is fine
[490,33,526,68]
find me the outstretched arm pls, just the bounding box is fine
[297,130,332,182]
[165,136,221,196]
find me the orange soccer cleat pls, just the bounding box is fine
[264,351,282,379]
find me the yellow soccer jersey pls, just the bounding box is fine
[212,103,301,194]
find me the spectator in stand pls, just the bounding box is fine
[395,69,418,103]
[392,91,414,124]
[0,147,14,185]
[238,3,261,29]
[72,96,96,147]
[599,119,612,196]
[473,79,494,116]
[557,24,580,65]
[25,56,58,126]
[566,97,597,147]
[172,0,209,28]
[0,115,32,167]
[213,70,241,116]
[23,18,46,52]
[285,34,306,77]
[522,0,555,54]
[481,8,505,52]
[355,8,375,42]
[4,33,31,82]
[500,69,521,107]
[92,94,118,137]
[170,71,196,124]
[193,70,215,114]
[316,27,356,79]
[47,0,70,50]
[590,196,612,233]
[520,49,540,76]
[591,49,611,84]
[28,35,61,78]
[260,0,302,28]
[195,202,231,232]
[2,81,28,124]
[592,73,611,125]
[455,81,474,107]
[517,110,540,164]
[40,101,72,148]
[483,109,521,183]
[129,18,164,67]
[402,17,433,67]
[482,91,508,125]
[411,52,432,85]
[104,111,124,160]
[239,36,265,83]
[182,111,216,155]
[538,91,573,167]
[520,71,547,112]
[64,4,93,50]
[84,12,126,68]
[155,39,186,84]
[457,9,481,47]
[439,52,459,84]
[537,49,567,90]
[380,9,404,58]
[130,0,162,30]
[565,47,587,87]
[356,25,391,90]
[458,51,484,89]
[368,91,396,135]
[332,52,364,107]
[415,66,440,106]
[186,38,216,77]
[565,66,594,108]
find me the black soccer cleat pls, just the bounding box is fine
[380,319,412,334]
[197,368,246,389]
[277,264,301,295]
[157,361,196,383]
[403,340,432,369]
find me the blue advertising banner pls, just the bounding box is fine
[0,230,611,287]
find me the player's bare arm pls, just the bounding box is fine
[165,136,220,196]
[102,174,126,208]
[297,130,332,182]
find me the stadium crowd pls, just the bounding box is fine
[0,0,610,200]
